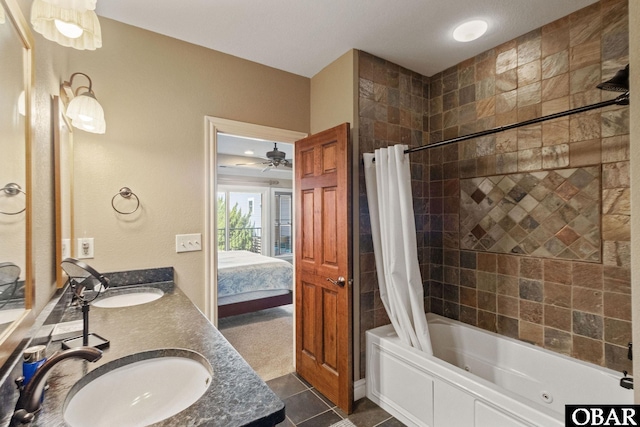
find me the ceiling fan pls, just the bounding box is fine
[231,143,293,171]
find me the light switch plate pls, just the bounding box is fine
[176,233,202,253]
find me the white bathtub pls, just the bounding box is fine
[366,313,632,427]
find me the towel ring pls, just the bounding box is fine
[0,183,26,215]
[111,187,140,215]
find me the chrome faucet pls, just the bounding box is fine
[11,346,102,425]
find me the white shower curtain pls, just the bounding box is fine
[363,144,432,354]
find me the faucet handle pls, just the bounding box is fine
[14,376,25,391]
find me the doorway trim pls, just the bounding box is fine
[204,117,307,324]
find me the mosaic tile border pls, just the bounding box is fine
[460,167,601,262]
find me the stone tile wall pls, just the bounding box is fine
[357,51,430,377]
[358,0,631,375]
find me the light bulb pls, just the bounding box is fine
[54,19,84,38]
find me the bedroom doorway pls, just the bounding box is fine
[204,117,307,381]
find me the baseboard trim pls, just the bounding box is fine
[354,378,366,401]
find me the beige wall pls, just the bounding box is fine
[310,49,361,379]
[67,18,310,311]
[310,49,356,134]
[630,0,639,403]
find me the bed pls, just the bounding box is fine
[217,250,293,318]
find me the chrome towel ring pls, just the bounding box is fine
[111,187,140,215]
[0,183,26,215]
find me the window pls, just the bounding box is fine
[217,190,263,253]
[274,192,292,256]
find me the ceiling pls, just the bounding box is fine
[95,0,598,78]
[217,134,293,180]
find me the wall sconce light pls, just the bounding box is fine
[31,0,101,50]
[61,72,106,134]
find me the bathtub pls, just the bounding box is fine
[366,313,632,427]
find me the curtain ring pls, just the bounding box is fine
[0,183,26,215]
[111,187,140,215]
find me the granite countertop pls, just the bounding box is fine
[21,283,285,427]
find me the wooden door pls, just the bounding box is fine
[295,123,352,413]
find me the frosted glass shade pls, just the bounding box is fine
[453,20,488,42]
[66,93,106,134]
[18,91,26,117]
[42,0,96,12]
[31,0,102,50]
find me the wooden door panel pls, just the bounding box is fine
[301,281,317,359]
[295,123,352,414]
[301,148,314,177]
[322,143,337,173]
[322,288,338,371]
[301,190,315,261]
[322,187,338,266]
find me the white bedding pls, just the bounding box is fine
[217,251,293,300]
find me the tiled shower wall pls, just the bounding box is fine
[358,0,630,376]
[357,52,430,376]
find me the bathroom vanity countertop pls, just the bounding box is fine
[23,283,285,427]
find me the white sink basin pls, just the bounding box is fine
[92,288,163,308]
[64,349,212,427]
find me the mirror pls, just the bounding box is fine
[54,96,74,288]
[0,0,34,367]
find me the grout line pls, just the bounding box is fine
[309,388,338,411]
[372,416,393,427]
[294,408,336,426]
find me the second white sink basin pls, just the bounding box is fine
[64,349,212,427]
[92,288,163,308]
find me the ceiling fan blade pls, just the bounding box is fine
[233,160,270,166]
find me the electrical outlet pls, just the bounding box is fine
[176,233,202,253]
[77,237,94,259]
[61,238,71,259]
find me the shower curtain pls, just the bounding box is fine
[363,144,432,354]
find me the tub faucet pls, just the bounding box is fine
[620,370,634,390]
[10,346,102,425]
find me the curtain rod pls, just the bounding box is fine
[372,92,629,160]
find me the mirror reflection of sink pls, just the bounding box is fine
[0,308,24,324]
[64,349,212,427]
[92,287,164,308]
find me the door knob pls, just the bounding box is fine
[327,276,346,287]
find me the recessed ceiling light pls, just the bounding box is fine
[453,20,488,42]
[244,150,254,155]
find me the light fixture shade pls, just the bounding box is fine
[453,20,488,42]
[41,0,96,12]
[66,93,106,134]
[18,91,26,117]
[0,5,5,24]
[31,0,102,50]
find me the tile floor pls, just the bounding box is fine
[266,373,405,427]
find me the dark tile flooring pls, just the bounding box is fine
[266,373,405,427]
